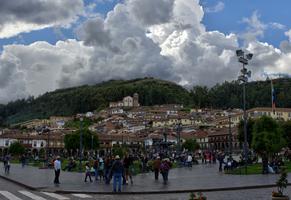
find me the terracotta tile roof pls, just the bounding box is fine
[247,107,291,113]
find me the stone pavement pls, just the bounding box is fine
[0,163,289,194]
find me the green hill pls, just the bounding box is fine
[0,77,191,125]
[0,77,291,126]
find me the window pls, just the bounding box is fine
[5,140,9,146]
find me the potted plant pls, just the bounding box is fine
[272,167,289,200]
[189,192,207,200]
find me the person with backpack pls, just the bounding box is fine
[111,155,124,192]
[160,158,171,184]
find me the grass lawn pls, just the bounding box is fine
[225,161,291,175]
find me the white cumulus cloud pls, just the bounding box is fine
[0,0,84,39]
[0,0,291,103]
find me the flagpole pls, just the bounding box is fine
[271,78,276,114]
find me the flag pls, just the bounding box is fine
[271,79,276,114]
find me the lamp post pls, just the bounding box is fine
[236,49,253,173]
[79,117,83,172]
[175,118,182,155]
[91,134,94,156]
[163,126,168,155]
[228,114,232,156]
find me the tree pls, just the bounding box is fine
[182,139,200,152]
[281,120,291,148]
[190,86,209,108]
[238,118,255,148]
[64,129,99,151]
[9,142,25,156]
[112,145,127,158]
[252,116,286,156]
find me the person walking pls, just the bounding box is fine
[93,159,99,181]
[111,155,124,192]
[54,156,61,184]
[160,158,171,184]
[84,162,93,182]
[153,156,161,180]
[127,155,134,185]
[123,154,134,184]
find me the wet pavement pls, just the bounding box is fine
[0,163,287,194]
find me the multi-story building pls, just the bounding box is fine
[207,128,240,153]
[247,107,291,121]
[0,130,66,156]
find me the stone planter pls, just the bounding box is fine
[272,196,289,200]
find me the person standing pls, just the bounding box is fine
[187,154,193,167]
[98,157,104,181]
[153,156,161,180]
[4,155,10,174]
[20,154,26,168]
[217,151,225,172]
[84,162,93,182]
[111,155,124,192]
[123,154,134,184]
[104,156,112,184]
[54,156,61,184]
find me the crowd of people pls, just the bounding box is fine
[52,153,174,192]
[2,149,289,192]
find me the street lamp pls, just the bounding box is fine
[175,118,182,155]
[163,126,168,155]
[79,117,83,172]
[236,49,253,173]
[228,113,232,156]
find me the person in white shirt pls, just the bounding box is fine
[187,154,193,167]
[54,156,61,184]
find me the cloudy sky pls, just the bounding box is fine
[0,0,291,104]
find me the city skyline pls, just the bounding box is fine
[0,0,291,103]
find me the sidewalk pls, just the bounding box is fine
[0,163,288,194]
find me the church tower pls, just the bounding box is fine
[133,93,140,107]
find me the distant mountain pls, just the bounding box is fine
[0,77,291,126]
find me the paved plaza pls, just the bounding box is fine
[0,163,291,199]
[0,163,289,193]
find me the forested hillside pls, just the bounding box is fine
[191,78,291,109]
[0,77,290,126]
[0,78,191,125]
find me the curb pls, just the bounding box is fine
[51,184,289,195]
[0,174,41,191]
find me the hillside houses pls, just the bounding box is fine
[2,94,291,157]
